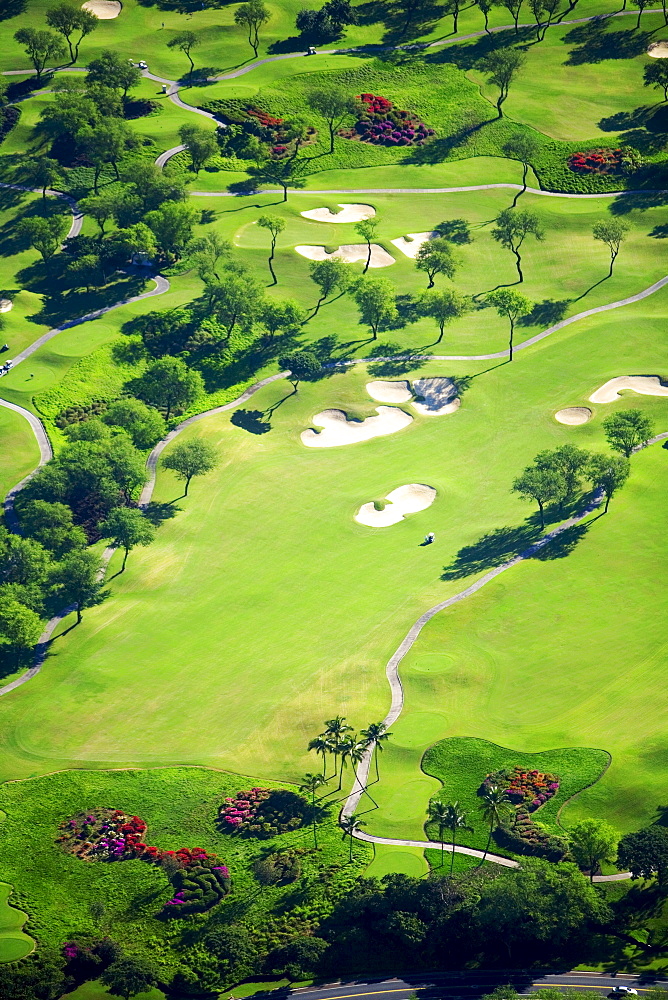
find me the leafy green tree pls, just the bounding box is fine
[492,207,544,283]
[535,443,590,506]
[442,0,467,32]
[568,818,619,881]
[46,3,97,63]
[278,350,322,391]
[167,30,200,78]
[299,772,327,848]
[109,223,157,265]
[260,298,304,340]
[499,0,524,32]
[103,399,166,450]
[502,133,540,205]
[309,257,349,314]
[415,236,458,288]
[479,49,525,118]
[354,218,379,275]
[100,957,156,1000]
[630,0,652,28]
[86,49,141,97]
[144,201,199,261]
[307,87,358,153]
[353,276,398,340]
[419,288,469,344]
[23,156,63,200]
[0,597,42,666]
[603,409,654,457]
[478,784,512,862]
[592,220,629,278]
[178,123,218,175]
[427,799,451,869]
[162,438,219,496]
[486,287,532,360]
[512,463,565,528]
[19,500,86,557]
[340,812,366,862]
[0,527,50,588]
[132,356,204,420]
[249,158,305,202]
[78,190,118,235]
[52,548,104,624]
[206,270,262,340]
[234,1,271,57]
[644,60,668,102]
[67,252,104,291]
[257,214,286,284]
[587,453,630,512]
[77,118,133,190]
[618,826,668,886]
[186,231,231,281]
[360,721,392,781]
[99,507,155,572]
[14,28,66,82]
[17,215,68,262]
[474,0,493,33]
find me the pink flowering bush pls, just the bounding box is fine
[218,788,309,837]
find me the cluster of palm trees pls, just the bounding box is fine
[307,716,392,792]
[428,784,513,874]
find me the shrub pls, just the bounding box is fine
[219,788,309,837]
[481,766,560,812]
[253,849,305,886]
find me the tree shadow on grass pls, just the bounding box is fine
[518,298,571,327]
[143,501,181,525]
[563,20,653,64]
[230,408,272,434]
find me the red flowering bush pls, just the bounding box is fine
[481,766,560,811]
[348,93,434,147]
[568,148,624,175]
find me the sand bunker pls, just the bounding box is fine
[82,0,122,16]
[412,377,460,416]
[355,483,437,527]
[648,41,668,57]
[300,204,376,224]
[555,406,592,425]
[301,406,413,448]
[589,376,668,404]
[295,244,395,268]
[0,299,13,313]
[366,380,412,403]
[390,232,439,259]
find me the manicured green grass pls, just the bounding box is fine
[0,403,39,501]
[421,737,610,853]
[0,883,33,963]
[62,982,165,1000]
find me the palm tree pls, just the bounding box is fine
[307,736,331,778]
[341,736,373,800]
[340,812,366,862]
[427,800,451,869]
[444,802,473,876]
[478,785,512,864]
[322,716,353,788]
[299,772,327,848]
[360,721,393,781]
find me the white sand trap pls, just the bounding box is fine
[390,232,439,259]
[555,406,592,425]
[82,0,121,16]
[295,244,395,268]
[0,299,12,313]
[648,41,668,57]
[589,376,668,404]
[301,406,413,448]
[355,483,437,527]
[300,204,376,224]
[366,379,412,403]
[412,377,460,416]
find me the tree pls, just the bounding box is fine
[443,0,467,33]
[98,507,155,573]
[309,257,349,314]
[321,716,353,786]
[296,0,358,39]
[79,190,118,235]
[486,288,532,361]
[299,773,327,848]
[0,597,42,666]
[0,528,50,588]
[427,800,450,869]
[491,207,544,283]
[77,119,133,191]
[644,61,668,102]
[206,271,261,341]
[478,784,512,863]
[68,252,105,291]
[569,819,618,881]
[308,735,332,777]
[278,350,321,392]
[592,220,629,278]
[162,438,219,497]
[167,31,200,79]
[353,218,379,275]
[14,28,66,82]
[535,443,591,506]
[19,500,86,557]
[144,201,199,261]
[17,215,68,262]
[46,3,97,63]
[587,453,630,512]
[260,298,304,340]
[340,812,366,862]
[23,156,63,200]
[630,0,652,28]
[307,87,358,153]
[103,399,166,450]
[360,721,392,781]
[479,49,525,118]
[415,236,458,288]
[444,802,473,876]
[512,463,565,529]
[257,214,286,284]
[603,409,654,457]
[617,826,668,886]
[249,158,305,203]
[538,0,562,36]
[178,123,218,175]
[186,232,231,281]
[474,0,494,33]
[338,736,367,794]
[133,357,204,420]
[502,133,539,206]
[234,1,271,57]
[53,548,104,624]
[419,288,469,344]
[86,49,141,98]
[100,957,156,1000]
[353,276,398,340]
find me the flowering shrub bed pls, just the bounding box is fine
[219,788,309,837]
[347,92,434,148]
[568,148,624,175]
[481,766,560,811]
[165,862,231,916]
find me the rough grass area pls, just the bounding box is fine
[0,768,370,975]
[421,737,610,853]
